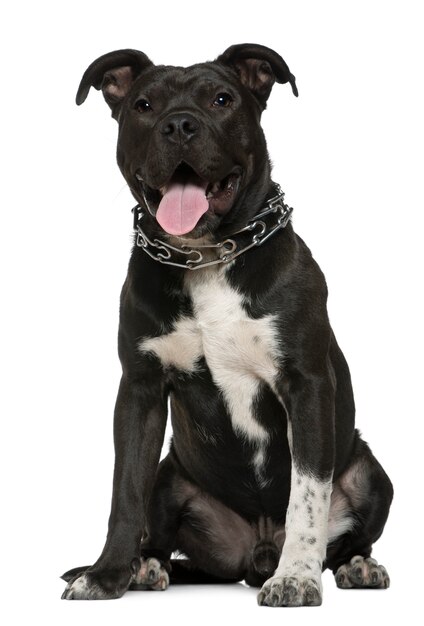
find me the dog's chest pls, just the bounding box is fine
[139,268,281,443]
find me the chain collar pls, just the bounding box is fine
[131,185,293,271]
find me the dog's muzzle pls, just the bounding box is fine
[135,163,243,236]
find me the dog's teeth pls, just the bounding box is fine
[135,173,143,182]
[206,182,220,198]
[225,175,237,190]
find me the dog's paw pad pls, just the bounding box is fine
[133,557,169,590]
[257,575,322,607]
[335,556,390,589]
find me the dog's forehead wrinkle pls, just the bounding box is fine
[132,63,238,101]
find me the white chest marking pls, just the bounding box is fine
[141,316,202,373]
[139,268,282,460]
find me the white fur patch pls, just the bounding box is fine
[252,446,271,487]
[140,316,202,373]
[184,269,281,443]
[63,573,107,599]
[138,266,283,476]
[69,574,91,595]
[273,465,332,582]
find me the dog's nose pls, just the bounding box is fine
[160,113,199,144]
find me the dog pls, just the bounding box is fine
[61,44,393,606]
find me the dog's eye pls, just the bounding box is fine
[135,99,152,113]
[213,93,233,108]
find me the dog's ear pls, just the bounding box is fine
[216,43,298,108]
[76,49,153,118]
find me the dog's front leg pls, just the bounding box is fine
[62,374,167,600]
[258,369,335,607]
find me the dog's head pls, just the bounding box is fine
[77,44,297,239]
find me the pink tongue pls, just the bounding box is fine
[156,181,209,235]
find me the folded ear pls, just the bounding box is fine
[76,49,153,118]
[216,43,298,108]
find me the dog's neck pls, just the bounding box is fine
[131,185,293,271]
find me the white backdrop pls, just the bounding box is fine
[1,1,423,624]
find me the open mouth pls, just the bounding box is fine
[136,162,242,236]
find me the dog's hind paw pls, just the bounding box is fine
[131,557,170,591]
[335,555,390,589]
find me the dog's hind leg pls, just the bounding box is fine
[324,433,393,589]
[136,453,258,586]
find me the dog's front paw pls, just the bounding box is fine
[132,557,170,590]
[61,566,133,600]
[257,574,322,607]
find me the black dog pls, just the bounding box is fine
[62,44,393,606]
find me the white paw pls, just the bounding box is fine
[257,574,322,607]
